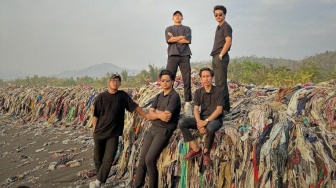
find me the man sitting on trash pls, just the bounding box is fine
[178,67,225,165]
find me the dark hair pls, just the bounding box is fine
[199,67,214,77]
[213,5,227,14]
[159,69,175,80]
[173,10,183,16]
[110,73,121,82]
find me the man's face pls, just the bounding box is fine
[108,78,121,90]
[159,75,173,89]
[200,71,213,86]
[214,10,225,23]
[173,14,183,24]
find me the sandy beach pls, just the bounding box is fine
[0,114,99,188]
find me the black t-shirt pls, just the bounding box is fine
[194,85,225,119]
[165,25,192,57]
[93,90,138,139]
[150,89,181,130]
[210,22,232,56]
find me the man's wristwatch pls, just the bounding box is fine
[205,118,210,124]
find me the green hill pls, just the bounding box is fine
[232,56,298,68]
[190,50,336,86]
[301,50,336,73]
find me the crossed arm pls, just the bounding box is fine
[147,108,172,122]
[167,32,190,44]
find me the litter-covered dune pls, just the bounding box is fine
[0,74,335,188]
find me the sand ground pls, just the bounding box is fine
[0,115,113,188]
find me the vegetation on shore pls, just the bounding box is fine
[1,51,335,88]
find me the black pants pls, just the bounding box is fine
[134,126,174,188]
[178,117,222,149]
[166,55,192,102]
[93,136,118,183]
[212,54,230,111]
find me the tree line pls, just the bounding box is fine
[193,60,335,87]
[1,52,336,88]
[0,64,163,88]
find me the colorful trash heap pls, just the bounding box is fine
[0,76,335,188]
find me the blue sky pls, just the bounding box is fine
[1,0,336,79]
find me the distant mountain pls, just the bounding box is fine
[0,63,140,81]
[191,56,299,68]
[228,50,336,71]
[0,72,24,81]
[56,63,140,78]
[191,51,336,74]
[301,50,336,73]
[2,51,335,81]
[232,56,298,67]
[233,56,298,65]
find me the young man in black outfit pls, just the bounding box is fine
[165,10,192,116]
[90,74,148,188]
[178,67,224,166]
[134,69,181,188]
[211,5,232,112]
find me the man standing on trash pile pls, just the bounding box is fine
[134,69,181,188]
[178,67,224,166]
[211,5,232,113]
[90,74,148,188]
[165,10,193,116]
